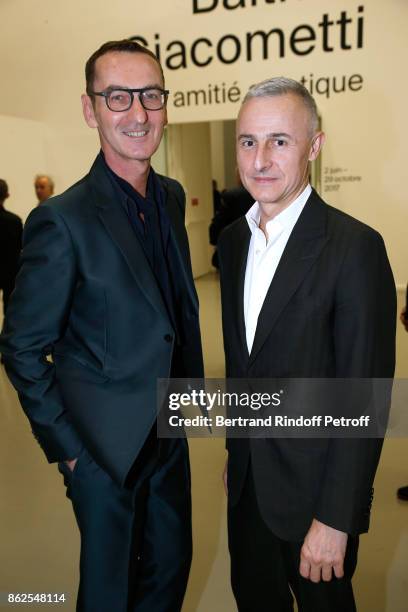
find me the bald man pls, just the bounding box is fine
[34,174,54,204]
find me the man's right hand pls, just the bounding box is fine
[300,518,348,583]
[65,458,78,472]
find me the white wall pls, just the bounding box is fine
[166,123,213,277]
[0,115,48,221]
[0,0,406,285]
[223,121,237,190]
[210,122,226,192]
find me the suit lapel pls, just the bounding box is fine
[249,191,329,366]
[89,156,169,320]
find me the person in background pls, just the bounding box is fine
[400,303,408,333]
[0,179,22,317]
[397,292,408,501]
[209,175,254,269]
[212,179,222,215]
[34,174,54,204]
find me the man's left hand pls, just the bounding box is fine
[299,518,348,583]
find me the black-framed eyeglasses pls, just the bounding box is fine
[90,87,169,112]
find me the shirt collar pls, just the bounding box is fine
[245,184,312,235]
[99,149,152,203]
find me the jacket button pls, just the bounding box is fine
[164,334,173,343]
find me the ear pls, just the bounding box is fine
[308,131,325,162]
[81,94,98,129]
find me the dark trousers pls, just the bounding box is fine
[228,468,359,612]
[58,433,192,612]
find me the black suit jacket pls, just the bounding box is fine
[0,155,203,486]
[0,206,23,284]
[218,189,396,541]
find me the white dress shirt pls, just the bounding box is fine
[244,184,312,353]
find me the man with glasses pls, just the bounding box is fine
[0,40,203,612]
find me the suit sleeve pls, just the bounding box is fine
[314,228,396,534]
[0,204,84,462]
